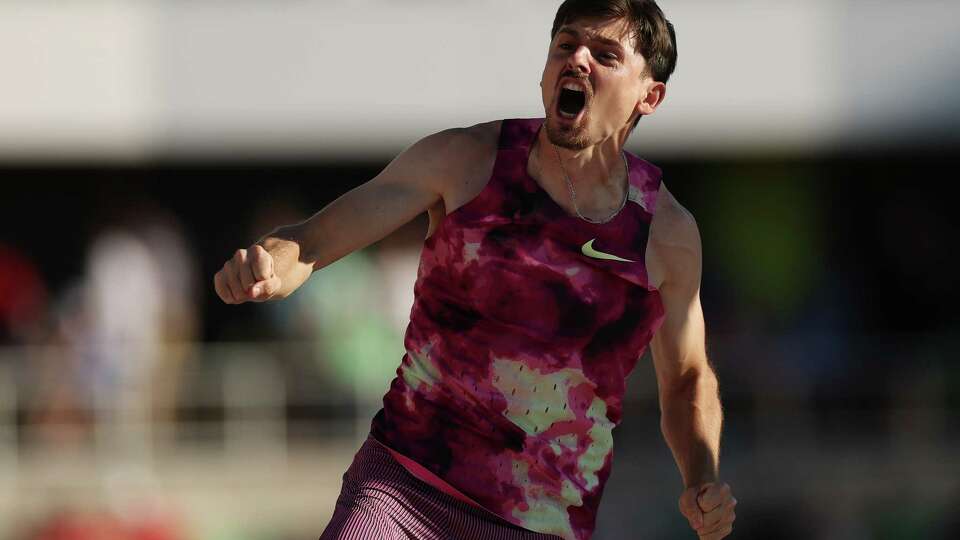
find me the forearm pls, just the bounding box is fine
[659,367,723,488]
[256,188,400,300]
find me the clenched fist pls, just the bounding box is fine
[679,482,736,539]
[214,244,282,304]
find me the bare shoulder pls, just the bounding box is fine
[386,120,500,201]
[445,120,501,153]
[412,121,499,168]
[440,120,500,175]
[425,120,502,214]
[646,180,702,291]
[651,181,700,249]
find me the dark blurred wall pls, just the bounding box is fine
[3,152,956,340]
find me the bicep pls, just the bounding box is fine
[650,282,708,396]
[345,129,458,232]
[298,131,458,269]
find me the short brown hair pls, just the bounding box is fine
[550,0,678,84]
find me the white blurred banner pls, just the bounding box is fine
[1,0,957,160]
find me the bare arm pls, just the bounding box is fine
[648,186,719,487]
[648,183,735,538]
[214,124,494,304]
[256,137,450,300]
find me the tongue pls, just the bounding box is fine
[558,88,585,115]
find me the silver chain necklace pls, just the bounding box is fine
[552,144,629,224]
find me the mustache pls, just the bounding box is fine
[557,70,593,97]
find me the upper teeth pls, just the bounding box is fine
[563,82,585,92]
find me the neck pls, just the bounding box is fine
[533,126,627,190]
[529,123,630,220]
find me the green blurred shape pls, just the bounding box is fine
[302,249,403,398]
[699,166,825,320]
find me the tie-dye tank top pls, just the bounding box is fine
[370,118,666,540]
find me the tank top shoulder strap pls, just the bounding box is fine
[483,118,544,199]
[497,118,543,150]
[625,151,663,217]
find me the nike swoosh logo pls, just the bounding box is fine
[581,238,635,262]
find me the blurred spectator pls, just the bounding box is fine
[25,205,199,451]
[22,280,91,446]
[0,243,49,344]
[134,213,200,435]
[86,228,164,405]
[84,206,199,451]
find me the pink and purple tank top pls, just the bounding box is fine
[370,118,666,540]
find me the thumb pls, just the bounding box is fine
[249,244,275,282]
[250,276,282,300]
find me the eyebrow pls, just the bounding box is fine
[556,27,625,52]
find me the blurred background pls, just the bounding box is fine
[1,1,958,539]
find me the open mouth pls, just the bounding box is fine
[557,84,587,119]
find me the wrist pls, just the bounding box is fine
[684,473,719,489]
[678,448,719,489]
[260,223,302,247]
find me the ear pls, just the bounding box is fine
[636,80,666,116]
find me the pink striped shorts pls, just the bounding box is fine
[319,436,564,540]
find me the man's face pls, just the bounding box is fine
[541,16,655,150]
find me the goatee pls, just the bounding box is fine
[545,112,591,150]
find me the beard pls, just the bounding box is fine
[544,110,593,150]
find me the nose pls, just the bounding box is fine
[566,45,592,75]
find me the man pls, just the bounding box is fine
[214,1,736,538]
